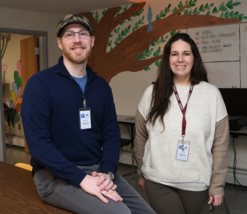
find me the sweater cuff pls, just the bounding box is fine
[69,167,87,187]
[209,170,227,196]
[209,186,224,196]
[100,162,116,174]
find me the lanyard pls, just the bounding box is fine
[173,84,194,141]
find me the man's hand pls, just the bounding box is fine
[92,171,116,191]
[138,178,146,192]
[208,195,224,206]
[80,175,122,203]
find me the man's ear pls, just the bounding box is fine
[57,38,63,50]
[91,36,95,48]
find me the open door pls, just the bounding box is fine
[21,36,38,152]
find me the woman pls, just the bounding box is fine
[135,33,229,214]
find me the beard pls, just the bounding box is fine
[62,42,92,64]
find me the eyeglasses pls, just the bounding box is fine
[62,30,91,39]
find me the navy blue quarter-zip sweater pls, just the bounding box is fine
[21,57,121,187]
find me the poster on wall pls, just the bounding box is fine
[205,62,240,88]
[187,24,239,62]
[240,23,247,88]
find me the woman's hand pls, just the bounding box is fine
[138,178,146,192]
[208,195,224,206]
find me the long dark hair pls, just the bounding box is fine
[147,33,208,127]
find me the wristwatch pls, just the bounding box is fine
[102,171,114,180]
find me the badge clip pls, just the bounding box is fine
[182,135,185,145]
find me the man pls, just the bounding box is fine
[21,14,156,214]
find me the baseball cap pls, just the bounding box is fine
[56,14,95,37]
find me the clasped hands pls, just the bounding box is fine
[80,171,123,203]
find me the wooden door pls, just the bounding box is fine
[20,36,38,152]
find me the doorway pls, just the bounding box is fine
[0,28,48,162]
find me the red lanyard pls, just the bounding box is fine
[173,84,194,138]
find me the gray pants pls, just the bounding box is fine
[33,164,156,214]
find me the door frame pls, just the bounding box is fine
[0,28,48,162]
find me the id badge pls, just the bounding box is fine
[79,108,92,130]
[176,140,190,161]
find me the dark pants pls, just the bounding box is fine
[33,164,156,214]
[145,178,208,214]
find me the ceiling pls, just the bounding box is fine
[0,0,141,15]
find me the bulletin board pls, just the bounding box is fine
[187,23,247,88]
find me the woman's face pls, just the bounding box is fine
[169,39,194,82]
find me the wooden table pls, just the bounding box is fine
[0,161,72,214]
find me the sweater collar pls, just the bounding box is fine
[56,56,96,80]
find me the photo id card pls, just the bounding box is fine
[176,140,190,161]
[79,108,92,130]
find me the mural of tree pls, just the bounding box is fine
[82,0,244,83]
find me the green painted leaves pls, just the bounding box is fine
[8,111,20,128]
[170,30,181,37]
[153,47,161,57]
[133,9,144,17]
[193,7,200,15]
[91,11,99,23]
[114,28,120,34]
[219,2,227,11]
[108,41,112,47]
[184,2,214,15]
[156,4,171,20]
[132,16,144,32]
[155,60,161,67]
[186,0,198,8]
[143,66,151,71]
[216,1,243,20]
[134,48,154,61]
[114,25,131,45]
[14,71,22,89]
[178,1,184,9]
[14,112,21,125]
[212,7,220,14]
[150,35,168,46]
[116,6,123,17]
[102,10,107,16]
[226,1,241,9]
[116,5,130,17]
[204,3,212,10]
[181,0,243,21]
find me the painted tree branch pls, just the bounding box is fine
[80,12,98,30]
[107,14,241,73]
[97,7,120,33]
[82,5,145,71]
[112,3,146,30]
[82,3,145,45]
[169,4,189,18]
[81,3,242,83]
[111,55,163,78]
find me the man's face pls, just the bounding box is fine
[57,23,95,64]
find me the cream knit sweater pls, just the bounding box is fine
[136,81,229,195]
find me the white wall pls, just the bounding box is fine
[0,7,63,67]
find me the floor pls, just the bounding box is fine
[5,145,247,214]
